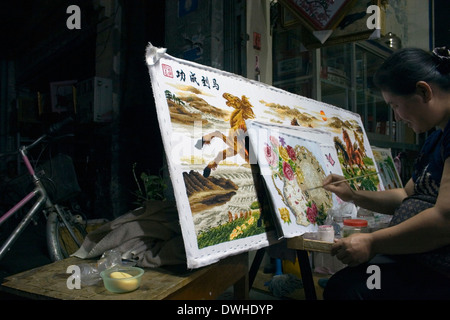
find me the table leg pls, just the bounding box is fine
[233,272,249,299]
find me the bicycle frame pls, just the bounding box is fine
[0,139,81,261]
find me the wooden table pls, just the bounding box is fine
[0,253,249,300]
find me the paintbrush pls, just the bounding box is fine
[304,171,379,192]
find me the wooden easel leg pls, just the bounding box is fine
[248,248,265,290]
[296,250,317,300]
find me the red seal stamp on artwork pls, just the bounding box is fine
[162,64,173,78]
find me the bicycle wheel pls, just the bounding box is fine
[46,205,87,261]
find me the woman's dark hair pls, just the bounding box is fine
[373,47,450,95]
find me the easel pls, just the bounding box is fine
[248,236,332,300]
[248,164,331,300]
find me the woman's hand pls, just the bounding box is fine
[322,174,356,202]
[331,233,375,267]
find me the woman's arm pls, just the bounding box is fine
[322,174,413,215]
[371,158,450,254]
[331,159,450,266]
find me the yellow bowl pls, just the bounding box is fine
[100,266,144,293]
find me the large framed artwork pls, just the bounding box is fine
[145,43,382,268]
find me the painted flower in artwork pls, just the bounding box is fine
[264,144,278,167]
[282,161,295,181]
[278,207,291,224]
[278,145,290,162]
[267,135,298,180]
[306,202,318,224]
[269,135,279,148]
[286,145,296,161]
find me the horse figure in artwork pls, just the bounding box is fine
[334,136,353,174]
[195,93,255,177]
[342,128,366,174]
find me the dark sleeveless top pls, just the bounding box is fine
[389,120,450,277]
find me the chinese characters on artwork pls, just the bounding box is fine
[162,63,220,91]
[177,69,220,90]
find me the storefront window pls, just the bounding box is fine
[273,27,313,98]
[320,44,352,110]
[355,44,390,135]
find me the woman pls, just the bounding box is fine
[322,47,450,300]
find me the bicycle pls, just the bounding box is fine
[0,118,87,262]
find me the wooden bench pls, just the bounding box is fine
[1,237,333,300]
[0,253,249,300]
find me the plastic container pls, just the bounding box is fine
[100,266,144,293]
[357,207,374,218]
[357,208,375,230]
[318,225,334,242]
[342,219,368,237]
[78,263,101,286]
[332,215,352,237]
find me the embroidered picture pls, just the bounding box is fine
[146,44,381,268]
[247,121,343,238]
[372,147,403,189]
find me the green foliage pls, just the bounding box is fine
[359,176,377,191]
[250,201,260,210]
[363,156,374,166]
[313,202,328,225]
[132,163,167,205]
[348,172,378,191]
[197,211,266,249]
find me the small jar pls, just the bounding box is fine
[318,225,334,242]
[332,215,352,237]
[342,219,368,237]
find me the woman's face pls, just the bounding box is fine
[381,90,434,133]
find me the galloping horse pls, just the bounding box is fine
[342,128,366,174]
[195,93,255,177]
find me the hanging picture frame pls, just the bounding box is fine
[279,0,386,48]
[278,0,358,32]
[307,0,387,48]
